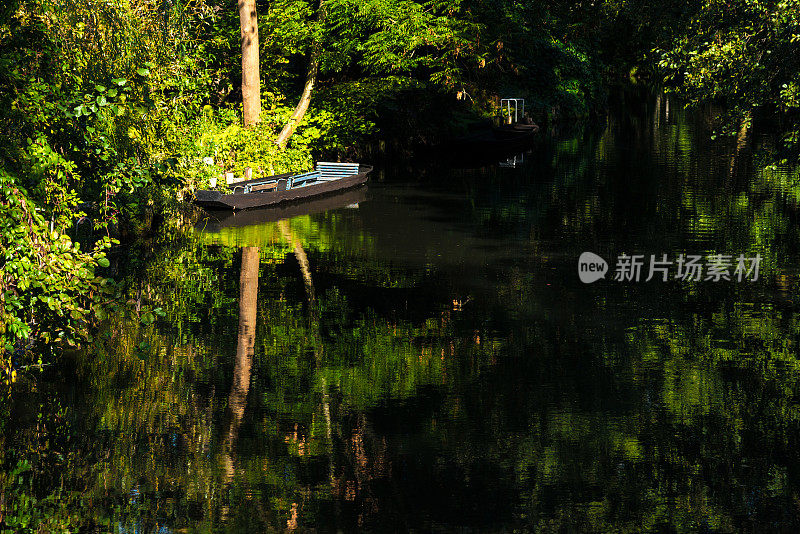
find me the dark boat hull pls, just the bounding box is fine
[194,165,372,211]
[414,124,538,166]
[454,124,538,151]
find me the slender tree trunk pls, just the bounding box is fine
[239,0,260,126]
[275,58,318,147]
[729,110,753,179]
[735,112,753,154]
[276,0,326,147]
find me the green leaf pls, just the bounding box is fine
[95,84,107,93]
[136,68,150,76]
[97,257,110,268]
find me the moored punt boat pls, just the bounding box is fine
[414,122,539,166]
[193,162,372,211]
[449,123,539,152]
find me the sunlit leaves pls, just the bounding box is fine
[655,0,800,145]
[0,171,117,375]
[322,0,480,88]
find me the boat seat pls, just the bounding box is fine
[289,170,321,188]
[249,182,278,192]
[243,178,289,193]
[316,162,360,181]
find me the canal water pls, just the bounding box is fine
[6,91,800,532]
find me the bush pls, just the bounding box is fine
[0,171,116,383]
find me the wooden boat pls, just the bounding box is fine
[194,162,372,211]
[415,122,539,166]
[450,123,539,152]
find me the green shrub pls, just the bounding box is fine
[0,171,116,382]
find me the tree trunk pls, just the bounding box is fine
[735,112,753,154]
[239,0,260,127]
[275,0,325,147]
[728,110,753,179]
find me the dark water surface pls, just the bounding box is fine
[8,93,800,532]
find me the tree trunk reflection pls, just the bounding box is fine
[222,246,260,482]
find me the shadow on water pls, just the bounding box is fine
[6,88,800,531]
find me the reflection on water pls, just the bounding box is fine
[498,152,526,168]
[5,90,800,532]
[222,246,259,486]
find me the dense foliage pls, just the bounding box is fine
[654,0,800,153]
